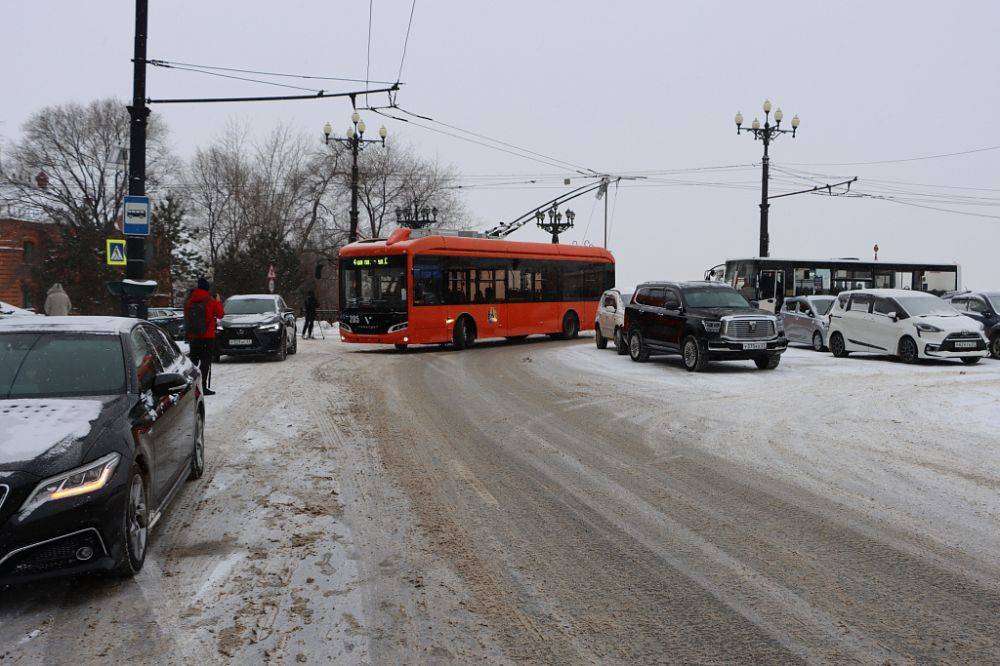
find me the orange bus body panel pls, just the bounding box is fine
[338,233,614,346]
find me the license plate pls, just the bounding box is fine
[954,341,978,349]
[230,339,253,346]
[742,342,767,350]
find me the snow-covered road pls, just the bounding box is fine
[1,333,998,663]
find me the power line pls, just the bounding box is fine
[780,144,1000,167]
[365,0,374,106]
[397,0,417,83]
[839,191,1000,220]
[149,62,324,93]
[392,106,600,175]
[147,59,395,85]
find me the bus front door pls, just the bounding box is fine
[757,270,784,312]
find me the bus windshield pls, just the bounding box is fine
[342,256,406,310]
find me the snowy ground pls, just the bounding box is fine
[1,332,998,663]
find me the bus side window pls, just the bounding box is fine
[413,257,443,306]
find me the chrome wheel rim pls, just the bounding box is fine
[683,341,697,367]
[127,475,148,559]
[813,332,823,351]
[630,335,640,358]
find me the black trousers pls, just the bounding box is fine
[303,313,316,337]
[188,339,214,391]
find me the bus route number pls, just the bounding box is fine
[351,257,389,267]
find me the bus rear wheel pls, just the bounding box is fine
[452,316,475,350]
[557,311,579,340]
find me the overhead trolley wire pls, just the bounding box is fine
[147,59,396,85]
[397,0,417,83]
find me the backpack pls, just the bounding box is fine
[186,300,208,336]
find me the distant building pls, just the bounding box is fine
[0,217,59,309]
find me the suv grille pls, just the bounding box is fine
[724,319,776,339]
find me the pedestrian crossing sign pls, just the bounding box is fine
[107,239,127,266]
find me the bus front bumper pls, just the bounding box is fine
[339,328,409,345]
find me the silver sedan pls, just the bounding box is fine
[779,295,836,351]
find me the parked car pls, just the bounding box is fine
[779,295,837,351]
[595,289,629,354]
[944,291,1000,359]
[827,289,989,364]
[147,307,185,341]
[217,294,298,361]
[0,316,205,584]
[623,281,787,371]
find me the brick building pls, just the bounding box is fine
[0,217,58,309]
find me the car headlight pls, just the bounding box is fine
[20,453,121,515]
[702,320,721,333]
[258,322,281,332]
[914,322,943,333]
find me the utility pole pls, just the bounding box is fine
[323,113,387,243]
[734,100,800,258]
[601,177,609,249]
[125,0,150,316]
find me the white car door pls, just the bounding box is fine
[843,294,874,351]
[870,297,901,353]
[598,294,616,337]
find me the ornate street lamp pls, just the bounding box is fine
[536,205,575,243]
[734,100,800,257]
[322,115,388,243]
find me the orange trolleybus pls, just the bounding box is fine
[338,228,615,350]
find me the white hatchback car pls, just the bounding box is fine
[595,288,629,354]
[827,289,989,364]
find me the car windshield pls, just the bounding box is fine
[341,256,406,311]
[225,298,277,315]
[682,287,750,309]
[895,294,960,317]
[0,332,126,399]
[810,297,836,315]
[986,292,1000,312]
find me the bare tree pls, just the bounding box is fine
[0,98,174,230]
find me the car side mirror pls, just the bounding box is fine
[749,300,759,309]
[807,311,815,318]
[887,311,898,322]
[153,372,187,396]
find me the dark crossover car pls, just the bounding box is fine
[0,317,205,584]
[624,281,787,371]
[216,294,298,361]
[147,307,185,341]
[945,291,1000,359]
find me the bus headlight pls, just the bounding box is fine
[388,321,408,333]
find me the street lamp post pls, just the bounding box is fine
[536,205,575,244]
[323,113,387,243]
[735,100,800,257]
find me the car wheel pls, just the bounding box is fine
[898,336,919,364]
[812,331,826,352]
[830,332,849,357]
[559,311,579,340]
[453,316,475,350]
[754,354,781,370]
[188,412,205,480]
[990,335,1000,359]
[115,468,149,577]
[614,328,628,355]
[628,330,649,363]
[394,343,408,352]
[288,330,298,355]
[275,333,288,361]
[682,335,709,372]
[961,356,981,365]
[595,324,608,349]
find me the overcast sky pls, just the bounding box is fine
[5,1,1000,289]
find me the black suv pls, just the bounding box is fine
[623,281,787,371]
[945,291,1000,358]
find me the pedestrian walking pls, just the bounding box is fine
[184,278,225,396]
[303,291,319,339]
[44,283,71,316]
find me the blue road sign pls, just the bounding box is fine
[123,195,151,236]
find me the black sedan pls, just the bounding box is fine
[147,307,185,341]
[217,294,298,361]
[0,316,205,584]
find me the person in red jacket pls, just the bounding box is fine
[185,277,225,395]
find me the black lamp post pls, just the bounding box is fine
[396,203,438,229]
[323,113,387,243]
[735,100,800,258]
[536,205,575,243]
